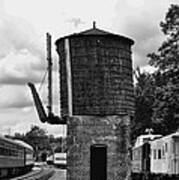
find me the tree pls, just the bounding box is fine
[53,137,67,153]
[14,132,25,140]
[147,4,179,135]
[132,67,156,141]
[25,125,50,160]
[12,126,67,161]
[41,152,47,162]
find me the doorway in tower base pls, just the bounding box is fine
[90,144,107,180]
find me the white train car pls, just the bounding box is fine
[0,136,34,178]
[53,152,67,168]
[132,134,162,173]
[14,140,34,167]
[150,132,179,175]
[47,154,54,165]
[134,134,162,148]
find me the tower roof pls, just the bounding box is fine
[55,23,134,45]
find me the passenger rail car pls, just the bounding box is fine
[15,140,34,168]
[132,134,162,174]
[150,132,179,175]
[132,142,150,173]
[132,132,179,180]
[47,154,53,165]
[0,136,34,178]
[53,152,66,168]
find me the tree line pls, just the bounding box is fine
[7,125,67,161]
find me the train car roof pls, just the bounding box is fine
[54,152,67,158]
[0,135,20,146]
[14,140,33,150]
[169,131,179,137]
[134,134,162,148]
[171,132,179,139]
[150,131,179,144]
[0,136,33,150]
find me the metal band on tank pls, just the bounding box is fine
[65,38,73,116]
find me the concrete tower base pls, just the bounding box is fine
[67,115,131,180]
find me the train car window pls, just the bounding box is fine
[0,147,3,154]
[135,150,137,160]
[18,150,23,158]
[138,149,141,160]
[162,146,165,157]
[1,147,5,155]
[6,148,9,156]
[133,148,140,160]
[13,149,17,157]
[134,150,136,160]
[8,148,10,156]
[153,149,157,159]
[165,143,168,153]
[15,149,18,157]
[9,148,12,156]
[158,149,161,159]
[176,142,179,155]
[133,150,136,160]
[11,149,14,156]
[12,149,15,156]
[170,142,174,154]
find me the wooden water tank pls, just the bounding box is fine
[55,25,134,116]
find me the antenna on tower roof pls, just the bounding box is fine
[93,21,96,29]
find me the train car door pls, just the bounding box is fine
[90,144,107,180]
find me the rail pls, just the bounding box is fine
[10,167,54,180]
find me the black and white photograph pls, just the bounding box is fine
[0,0,179,179]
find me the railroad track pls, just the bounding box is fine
[10,167,54,180]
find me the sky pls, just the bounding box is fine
[0,0,178,137]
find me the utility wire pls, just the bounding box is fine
[38,69,48,92]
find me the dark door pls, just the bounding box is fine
[90,144,107,180]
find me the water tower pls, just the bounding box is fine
[55,23,134,180]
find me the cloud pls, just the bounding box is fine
[112,0,177,67]
[0,10,46,87]
[140,65,157,74]
[0,85,32,108]
[0,78,59,112]
[0,51,45,85]
[0,106,66,137]
[127,19,164,67]
[67,18,85,28]
[0,13,44,59]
